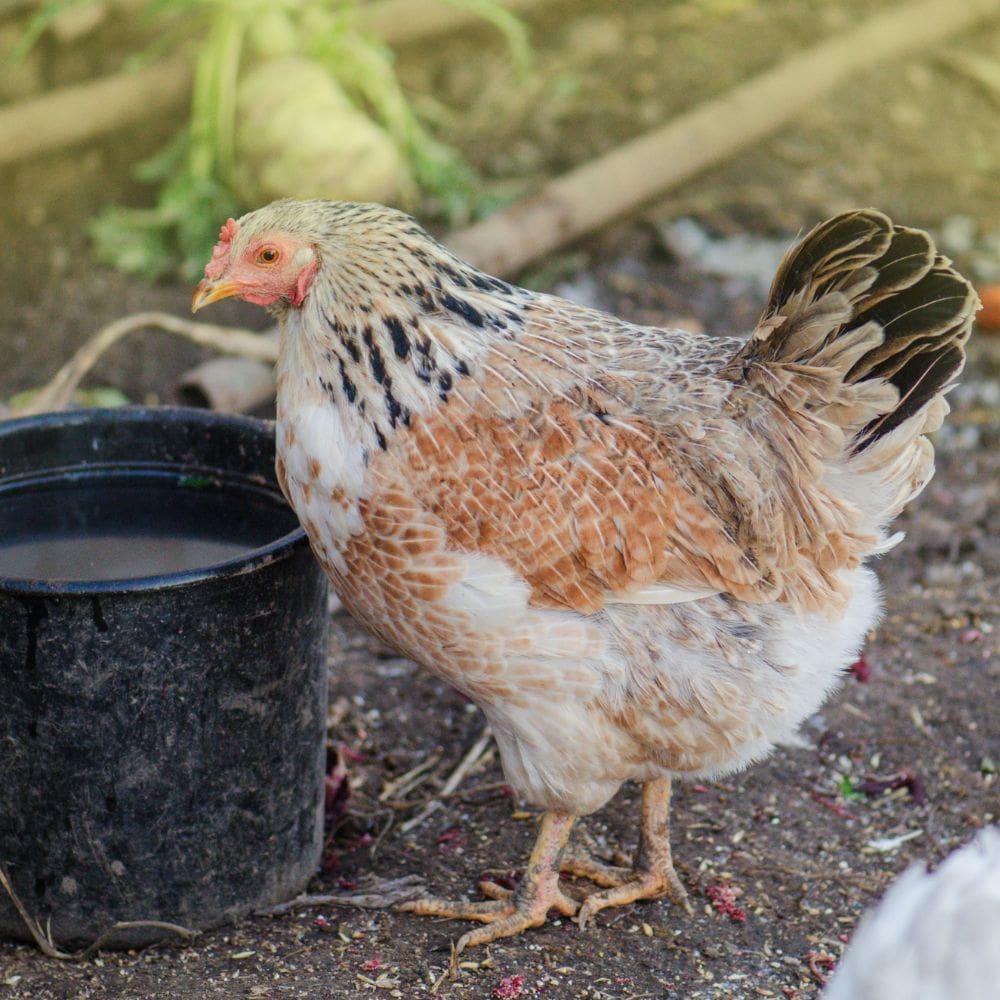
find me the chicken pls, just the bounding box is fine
[823,827,1000,1000]
[192,202,976,950]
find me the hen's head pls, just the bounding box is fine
[192,199,454,316]
[192,204,324,313]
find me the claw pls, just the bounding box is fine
[397,812,579,948]
[396,778,690,946]
[574,776,690,929]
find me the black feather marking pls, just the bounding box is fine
[338,359,357,403]
[342,333,362,364]
[415,352,435,384]
[454,358,470,377]
[322,308,344,334]
[374,425,387,451]
[385,315,411,360]
[384,382,409,428]
[319,376,337,401]
[440,264,468,288]
[440,293,485,328]
[470,272,513,296]
[368,343,386,385]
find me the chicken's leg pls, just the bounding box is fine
[569,777,691,928]
[399,811,580,952]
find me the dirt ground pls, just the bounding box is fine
[1,1,998,997]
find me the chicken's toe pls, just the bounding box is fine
[455,892,577,952]
[397,811,580,948]
[399,896,513,921]
[577,862,691,929]
[560,852,633,888]
[400,879,579,951]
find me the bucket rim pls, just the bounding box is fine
[0,406,307,596]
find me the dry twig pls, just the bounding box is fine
[378,753,443,803]
[256,875,426,915]
[400,727,495,834]
[0,864,197,959]
[10,313,277,418]
[384,779,510,811]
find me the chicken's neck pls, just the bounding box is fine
[276,258,531,457]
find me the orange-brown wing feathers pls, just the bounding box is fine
[396,381,792,617]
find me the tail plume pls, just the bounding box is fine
[732,209,977,452]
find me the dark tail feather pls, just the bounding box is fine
[730,209,977,451]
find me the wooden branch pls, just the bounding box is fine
[445,0,1000,277]
[0,58,192,167]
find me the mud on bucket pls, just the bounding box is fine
[0,407,329,949]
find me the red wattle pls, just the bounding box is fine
[290,258,321,307]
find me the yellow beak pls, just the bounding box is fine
[191,278,243,313]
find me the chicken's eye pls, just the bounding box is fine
[256,246,281,266]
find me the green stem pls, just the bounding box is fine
[188,1,244,181]
[213,2,245,182]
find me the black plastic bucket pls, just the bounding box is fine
[0,407,329,948]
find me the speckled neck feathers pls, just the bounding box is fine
[269,201,534,454]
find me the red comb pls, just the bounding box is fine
[204,218,239,279]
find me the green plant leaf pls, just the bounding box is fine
[837,774,865,803]
[5,0,88,62]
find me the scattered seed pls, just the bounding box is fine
[866,829,923,852]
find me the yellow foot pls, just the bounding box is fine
[400,881,579,952]
[481,848,690,927]
[560,851,633,887]
[575,857,691,929]
[571,777,692,928]
[397,811,579,951]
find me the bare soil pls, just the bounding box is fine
[1,2,998,997]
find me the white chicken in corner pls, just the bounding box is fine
[824,827,1000,1000]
